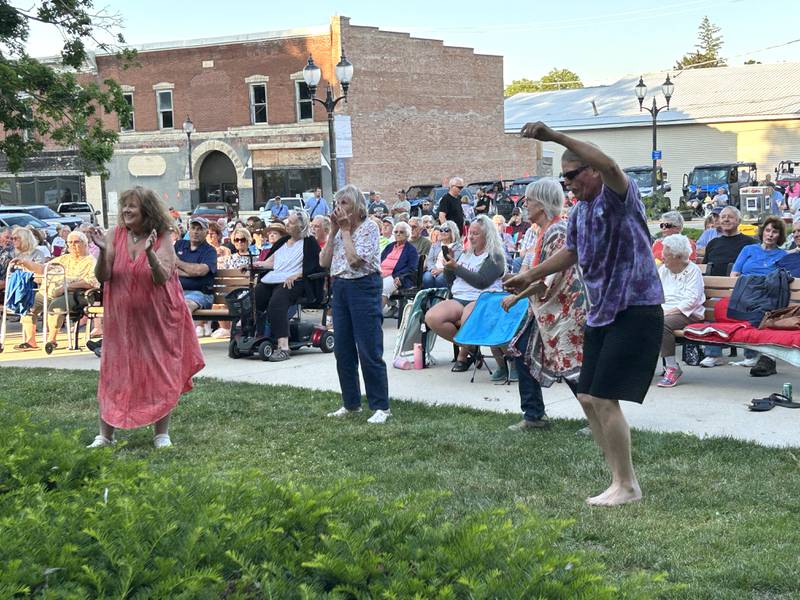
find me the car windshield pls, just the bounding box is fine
[689,168,729,187]
[507,178,541,196]
[193,207,226,215]
[405,186,434,200]
[3,214,47,228]
[625,171,653,189]
[59,203,91,212]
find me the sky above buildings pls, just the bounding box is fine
[18,0,800,86]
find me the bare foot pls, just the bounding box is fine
[586,482,642,507]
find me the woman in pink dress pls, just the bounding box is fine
[87,187,204,448]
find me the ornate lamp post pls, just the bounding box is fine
[634,74,674,195]
[182,115,195,179]
[303,53,354,193]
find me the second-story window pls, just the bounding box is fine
[157,90,173,129]
[296,82,313,121]
[250,83,268,124]
[121,93,134,131]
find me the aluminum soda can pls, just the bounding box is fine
[782,383,792,400]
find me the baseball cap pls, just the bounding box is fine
[711,207,724,215]
[189,216,209,228]
[381,216,394,224]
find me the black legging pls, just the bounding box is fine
[254,280,305,339]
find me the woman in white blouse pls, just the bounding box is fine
[657,234,706,388]
[320,184,391,424]
[254,210,321,362]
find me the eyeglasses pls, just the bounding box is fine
[561,165,589,180]
[659,223,678,230]
[233,238,248,242]
[393,230,406,234]
[434,227,450,233]
[67,240,81,244]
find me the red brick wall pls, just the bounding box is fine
[339,20,539,198]
[95,34,335,132]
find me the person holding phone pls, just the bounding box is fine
[422,220,462,289]
[86,187,204,449]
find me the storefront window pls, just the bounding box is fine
[253,168,321,209]
[0,176,81,208]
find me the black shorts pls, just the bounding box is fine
[577,305,664,404]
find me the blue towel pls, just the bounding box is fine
[454,291,528,347]
[5,270,35,315]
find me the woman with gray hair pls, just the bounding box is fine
[653,210,696,263]
[425,214,508,378]
[502,177,588,428]
[422,220,463,289]
[320,184,391,424]
[379,220,418,307]
[656,234,705,387]
[254,208,322,362]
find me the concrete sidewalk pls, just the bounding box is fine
[2,323,798,448]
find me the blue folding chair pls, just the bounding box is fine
[453,291,528,383]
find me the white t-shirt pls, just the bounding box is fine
[261,240,303,284]
[450,251,503,302]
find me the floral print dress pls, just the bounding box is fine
[512,220,588,387]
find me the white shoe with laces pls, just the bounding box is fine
[210,327,230,339]
[195,325,206,338]
[327,406,362,417]
[153,434,172,448]
[203,323,212,337]
[87,435,114,448]
[367,409,392,424]
[730,357,758,368]
[699,357,723,368]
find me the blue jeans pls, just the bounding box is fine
[332,273,389,411]
[704,345,722,357]
[183,290,213,309]
[421,271,448,289]
[514,321,545,421]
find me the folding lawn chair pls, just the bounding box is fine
[453,291,528,383]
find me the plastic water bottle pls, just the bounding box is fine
[413,343,424,369]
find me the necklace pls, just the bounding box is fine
[130,230,142,243]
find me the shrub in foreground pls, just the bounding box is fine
[0,407,669,598]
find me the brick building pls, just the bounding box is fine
[2,16,541,220]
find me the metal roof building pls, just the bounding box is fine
[504,62,800,203]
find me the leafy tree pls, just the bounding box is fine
[504,68,583,96]
[675,16,726,69]
[0,1,134,174]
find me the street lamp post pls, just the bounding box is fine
[634,75,674,196]
[303,53,354,193]
[183,115,195,180]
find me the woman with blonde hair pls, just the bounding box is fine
[11,227,46,263]
[86,186,204,449]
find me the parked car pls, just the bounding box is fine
[192,202,238,222]
[774,159,800,190]
[622,166,671,197]
[465,180,505,200]
[57,202,100,225]
[405,183,437,217]
[258,197,305,221]
[0,204,83,230]
[681,162,757,210]
[0,213,58,241]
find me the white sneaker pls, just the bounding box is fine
[326,406,362,417]
[153,433,172,448]
[210,327,230,339]
[367,409,392,424]
[195,325,206,338]
[730,357,758,368]
[203,323,212,337]
[699,356,723,368]
[86,435,114,448]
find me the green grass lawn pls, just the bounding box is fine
[5,367,800,599]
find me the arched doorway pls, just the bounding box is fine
[198,151,239,207]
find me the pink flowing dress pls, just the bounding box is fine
[97,227,205,428]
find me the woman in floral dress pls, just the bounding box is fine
[504,177,587,391]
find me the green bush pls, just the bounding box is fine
[641,191,672,221]
[0,407,669,598]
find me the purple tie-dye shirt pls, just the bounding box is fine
[566,178,664,327]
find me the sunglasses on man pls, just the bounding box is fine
[659,223,679,230]
[561,165,590,180]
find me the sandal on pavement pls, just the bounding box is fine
[451,360,471,372]
[268,348,291,362]
[769,393,800,409]
[748,397,775,412]
[13,342,36,351]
